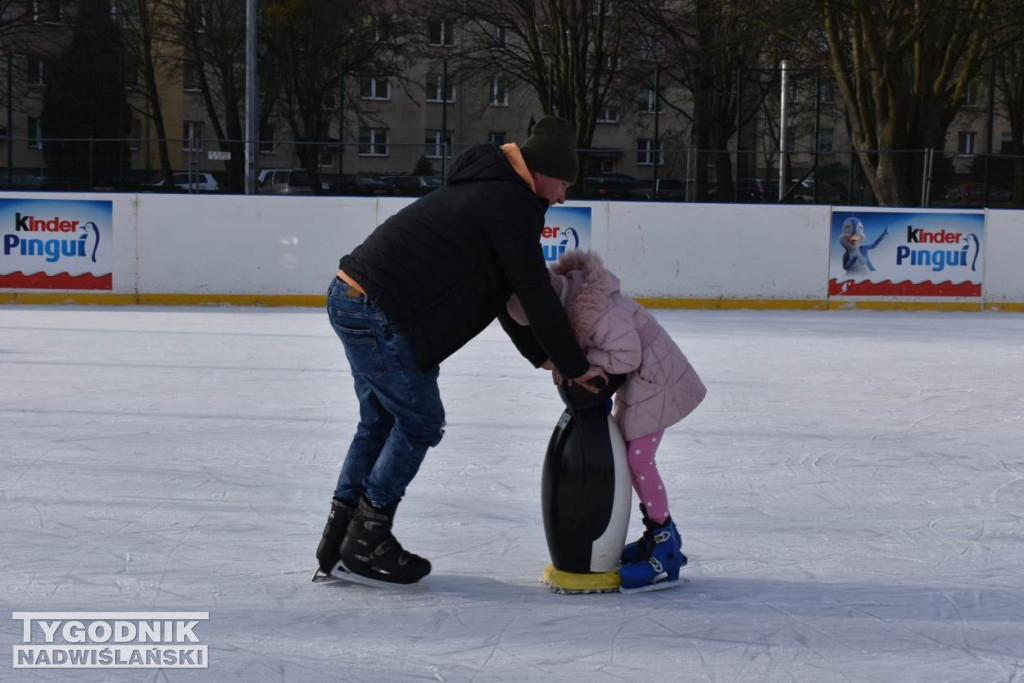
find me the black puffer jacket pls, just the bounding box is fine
[339,144,589,378]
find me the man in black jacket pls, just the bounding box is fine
[316,117,605,585]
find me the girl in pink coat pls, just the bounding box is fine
[507,249,706,592]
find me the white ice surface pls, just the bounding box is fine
[1,306,1023,682]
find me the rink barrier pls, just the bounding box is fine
[2,192,1023,312]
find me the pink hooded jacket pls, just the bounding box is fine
[507,250,706,441]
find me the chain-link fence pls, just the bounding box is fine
[3,136,1023,208]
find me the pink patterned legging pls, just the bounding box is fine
[625,429,670,524]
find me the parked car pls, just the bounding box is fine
[332,175,400,196]
[763,177,845,203]
[259,168,315,195]
[943,182,1012,203]
[736,177,767,202]
[381,175,443,196]
[1,173,48,190]
[708,177,768,202]
[142,171,220,192]
[582,173,639,199]
[628,178,688,201]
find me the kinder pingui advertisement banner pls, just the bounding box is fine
[0,198,113,290]
[541,206,591,262]
[829,208,985,299]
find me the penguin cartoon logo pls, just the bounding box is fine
[82,221,101,263]
[839,217,888,273]
[559,227,580,255]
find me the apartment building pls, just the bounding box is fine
[0,2,1012,198]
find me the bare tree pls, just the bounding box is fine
[781,0,995,206]
[113,0,175,183]
[633,0,777,200]
[1,0,74,133]
[261,0,419,190]
[993,1,1024,204]
[161,0,250,191]
[0,0,57,44]
[435,0,632,188]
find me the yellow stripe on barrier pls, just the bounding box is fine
[136,293,327,307]
[0,292,328,307]
[0,292,139,305]
[826,300,982,312]
[1,292,1021,312]
[635,297,827,310]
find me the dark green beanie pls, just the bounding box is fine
[520,117,578,183]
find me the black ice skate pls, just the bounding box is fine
[336,497,431,586]
[312,497,354,582]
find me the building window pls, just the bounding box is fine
[964,80,979,106]
[636,139,663,166]
[27,117,42,149]
[193,1,208,32]
[817,128,834,153]
[597,105,619,123]
[128,118,142,150]
[359,77,390,100]
[428,18,453,46]
[641,89,661,114]
[488,131,505,145]
[603,54,619,72]
[591,0,613,14]
[122,54,139,88]
[786,76,801,103]
[27,56,45,86]
[110,0,139,25]
[359,128,389,156]
[817,79,835,104]
[957,131,976,155]
[426,74,456,103]
[319,147,335,168]
[259,124,275,154]
[425,130,453,159]
[183,121,204,152]
[183,60,201,91]
[640,40,664,62]
[539,26,554,54]
[32,0,63,22]
[364,13,392,42]
[490,24,507,49]
[784,129,797,153]
[599,158,615,173]
[489,78,508,107]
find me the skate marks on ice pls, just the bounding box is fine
[3,307,1024,681]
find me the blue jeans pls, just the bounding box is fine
[327,277,445,507]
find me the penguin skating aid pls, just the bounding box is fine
[540,376,632,594]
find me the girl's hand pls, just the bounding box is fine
[567,365,607,393]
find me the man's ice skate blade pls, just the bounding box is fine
[334,559,428,589]
[542,564,621,594]
[620,576,689,594]
[311,568,337,583]
[311,562,351,583]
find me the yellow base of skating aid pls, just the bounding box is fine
[542,564,621,594]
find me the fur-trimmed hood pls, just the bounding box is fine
[506,249,706,441]
[507,250,619,339]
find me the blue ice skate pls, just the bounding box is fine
[620,503,654,565]
[619,516,687,593]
